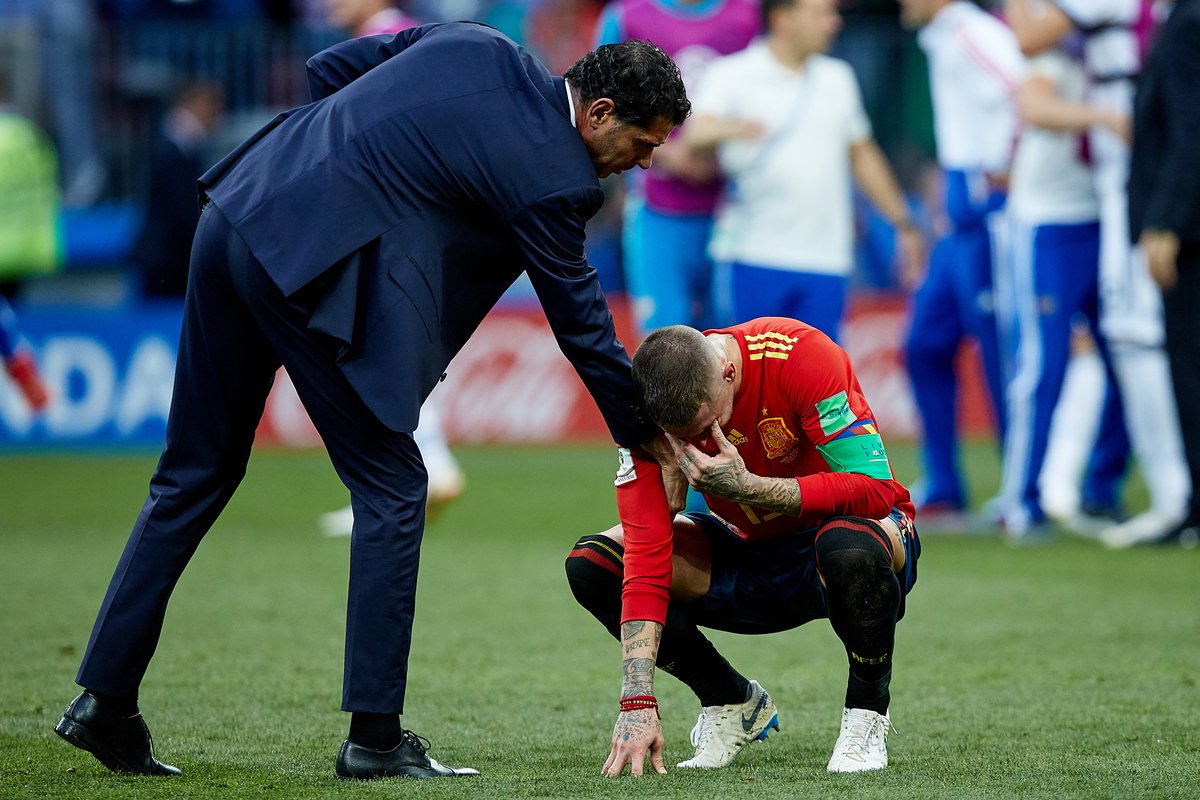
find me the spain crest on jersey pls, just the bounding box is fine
[757,417,797,459]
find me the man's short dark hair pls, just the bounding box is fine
[632,326,718,431]
[564,40,691,129]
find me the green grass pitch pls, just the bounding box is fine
[1,443,1197,799]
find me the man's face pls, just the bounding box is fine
[776,0,842,57]
[898,0,943,30]
[580,101,674,178]
[662,360,736,448]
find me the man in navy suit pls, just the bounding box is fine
[54,22,689,780]
[1130,0,1200,543]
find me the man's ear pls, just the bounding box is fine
[585,97,617,129]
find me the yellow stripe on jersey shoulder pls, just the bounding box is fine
[746,330,796,361]
[745,331,799,344]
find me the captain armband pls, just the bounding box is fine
[816,432,893,479]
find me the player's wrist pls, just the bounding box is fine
[619,695,660,717]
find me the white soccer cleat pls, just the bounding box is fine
[676,680,779,769]
[827,707,890,772]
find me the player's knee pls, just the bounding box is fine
[564,533,624,603]
[814,519,893,588]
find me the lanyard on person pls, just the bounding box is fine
[713,64,815,257]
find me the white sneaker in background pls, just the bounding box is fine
[826,707,891,773]
[1100,510,1185,549]
[676,680,779,769]
[319,505,356,537]
[317,462,465,537]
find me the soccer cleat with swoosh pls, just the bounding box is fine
[826,707,891,772]
[676,680,779,769]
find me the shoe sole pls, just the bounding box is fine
[827,760,887,773]
[336,766,479,780]
[676,713,781,769]
[754,714,780,742]
[55,716,130,774]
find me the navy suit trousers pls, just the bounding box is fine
[77,204,428,713]
[1163,248,1200,522]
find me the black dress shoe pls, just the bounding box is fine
[54,691,181,776]
[335,730,480,779]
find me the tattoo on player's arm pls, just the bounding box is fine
[738,475,802,516]
[619,620,662,697]
[762,477,801,515]
[700,461,753,500]
[621,657,655,696]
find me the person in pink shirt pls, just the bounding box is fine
[325,0,419,37]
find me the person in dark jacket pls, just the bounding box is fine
[53,22,689,780]
[1129,0,1200,544]
[132,80,224,299]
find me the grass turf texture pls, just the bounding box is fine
[1,443,1197,799]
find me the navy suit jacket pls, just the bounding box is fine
[1129,0,1200,250]
[199,22,655,445]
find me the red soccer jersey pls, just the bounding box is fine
[617,317,914,623]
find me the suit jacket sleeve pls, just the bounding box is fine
[306,24,435,101]
[509,189,659,449]
[1142,14,1200,237]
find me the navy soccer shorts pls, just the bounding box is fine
[684,509,921,635]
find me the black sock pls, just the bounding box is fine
[91,690,138,717]
[565,534,748,707]
[815,519,900,716]
[348,712,402,750]
[658,603,749,707]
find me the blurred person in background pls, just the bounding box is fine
[325,0,419,35]
[993,11,1131,538]
[1036,326,1129,530]
[593,0,759,335]
[595,0,758,520]
[52,24,688,781]
[0,298,50,411]
[685,0,921,344]
[0,0,105,205]
[42,0,106,206]
[315,0,465,538]
[528,0,607,75]
[133,80,226,300]
[1006,0,1190,548]
[1128,0,1200,545]
[566,320,920,775]
[897,0,1022,530]
[0,82,60,412]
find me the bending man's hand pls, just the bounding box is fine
[602,709,666,777]
[1141,229,1180,290]
[642,433,688,512]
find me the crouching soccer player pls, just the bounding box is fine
[566,319,920,774]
